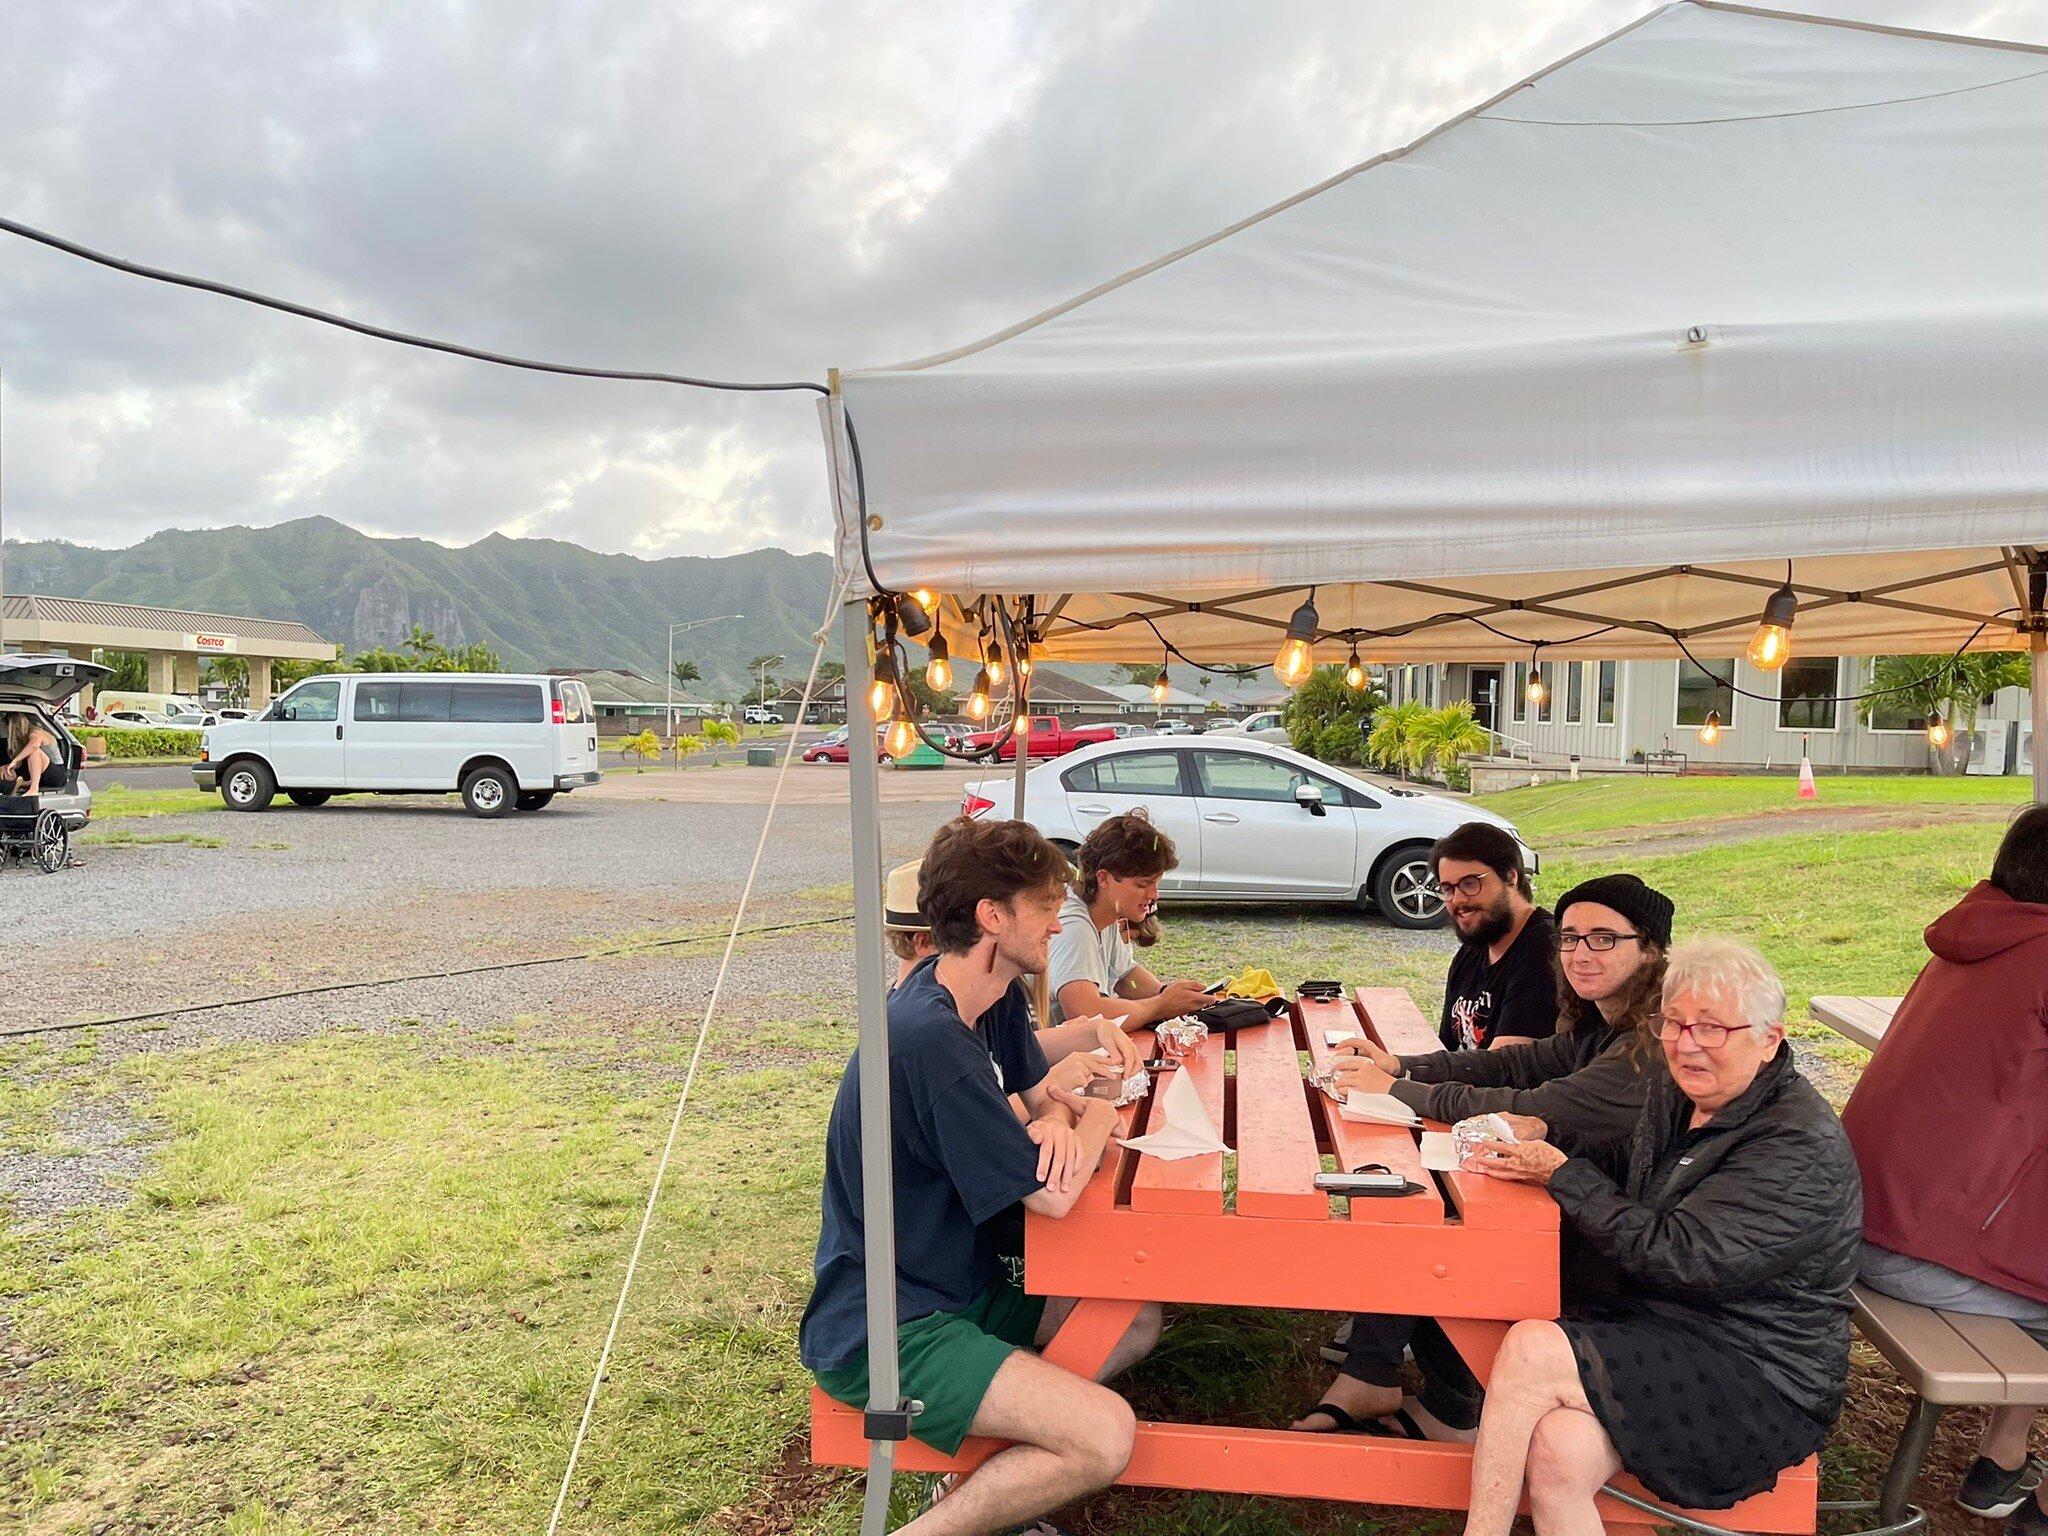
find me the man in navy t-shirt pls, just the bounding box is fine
[801,816,1163,1534]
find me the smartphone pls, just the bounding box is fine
[1204,979,1228,994]
[1140,1058,1181,1072]
[1313,1170,1413,1196]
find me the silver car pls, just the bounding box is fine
[0,654,107,835]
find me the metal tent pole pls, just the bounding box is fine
[1011,671,1031,819]
[845,603,906,1536]
[2032,631,2045,806]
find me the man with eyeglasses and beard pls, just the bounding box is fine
[1431,822,1557,1052]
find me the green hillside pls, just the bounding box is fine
[6,517,834,697]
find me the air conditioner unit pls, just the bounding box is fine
[1967,722,2014,777]
[2019,723,2036,778]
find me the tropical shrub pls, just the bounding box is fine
[700,717,741,748]
[100,728,204,759]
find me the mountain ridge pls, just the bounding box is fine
[5,516,835,696]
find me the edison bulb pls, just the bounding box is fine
[1748,622,1791,672]
[868,676,894,718]
[1700,710,1722,746]
[1526,673,1548,709]
[885,716,919,759]
[926,653,952,691]
[1150,670,1170,704]
[1273,637,1314,688]
[1343,654,1367,691]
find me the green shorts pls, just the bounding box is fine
[814,1279,1046,1455]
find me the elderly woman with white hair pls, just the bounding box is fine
[1457,937,1862,1535]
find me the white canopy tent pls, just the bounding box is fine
[820,5,2047,1530]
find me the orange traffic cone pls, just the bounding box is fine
[1797,755,1817,800]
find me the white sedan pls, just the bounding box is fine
[963,736,1537,929]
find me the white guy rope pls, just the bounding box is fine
[545,569,854,1536]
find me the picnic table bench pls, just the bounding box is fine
[1809,996,1902,1050]
[812,984,1819,1531]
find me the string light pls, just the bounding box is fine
[868,649,898,719]
[1700,709,1722,746]
[925,632,952,692]
[1018,645,1033,681]
[965,667,992,722]
[1151,657,1171,704]
[1526,649,1548,709]
[884,711,920,759]
[1343,647,1367,691]
[1747,580,1798,672]
[986,640,1007,689]
[1925,710,1950,749]
[897,591,933,640]
[1273,590,1319,687]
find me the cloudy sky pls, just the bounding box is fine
[1,0,2041,558]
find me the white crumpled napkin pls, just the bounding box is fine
[1117,1066,1230,1161]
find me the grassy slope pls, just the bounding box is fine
[3,776,2024,1534]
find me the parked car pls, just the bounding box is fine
[102,709,159,727]
[215,707,257,722]
[1151,718,1194,735]
[802,726,886,764]
[194,673,601,817]
[96,690,208,723]
[961,736,1536,929]
[959,713,1120,762]
[1102,722,1146,739]
[743,706,785,725]
[0,654,108,835]
[1231,709,1291,744]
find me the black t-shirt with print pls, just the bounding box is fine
[1438,906,1559,1051]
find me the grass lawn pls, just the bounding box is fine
[87,786,221,821]
[3,775,2026,1534]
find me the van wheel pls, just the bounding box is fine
[1371,847,1446,930]
[221,760,276,812]
[514,791,555,811]
[286,789,331,808]
[461,765,515,818]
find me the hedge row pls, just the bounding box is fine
[88,728,204,759]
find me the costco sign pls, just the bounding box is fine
[181,632,237,654]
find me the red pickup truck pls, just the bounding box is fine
[960,713,1119,762]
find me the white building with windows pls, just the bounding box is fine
[1384,656,2035,776]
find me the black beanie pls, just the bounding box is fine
[1554,873,1674,949]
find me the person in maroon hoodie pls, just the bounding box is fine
[1843,805,2048,1535]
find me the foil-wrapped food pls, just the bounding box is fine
[1452,1113,1519,1166]
[1309,1063,1345,1102]
[1083,1068,1153,1107]
[1155,1017,1209,1057]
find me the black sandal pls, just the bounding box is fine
[1296,1401,1428,1438]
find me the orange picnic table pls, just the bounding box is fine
[814,984,1817,1532]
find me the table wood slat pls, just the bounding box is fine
[1809,995,1901,1051]
[1129,1031,1227,1214]
[1071,1028,1155,1214]
[1231,1016,1329,1219]
[1298,998,1443,1225]
[1356,986,1441,1058]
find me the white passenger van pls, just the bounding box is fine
[194,673,601,817]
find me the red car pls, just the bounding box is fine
[802,727,882,763]
[959,713,1119,761]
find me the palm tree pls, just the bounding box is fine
[1366,701,1430,779]
[1410,702,1493,782]
[1859,652,2030,774]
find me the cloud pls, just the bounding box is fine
[2,0,2042,557]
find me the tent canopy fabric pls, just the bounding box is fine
[828,1,2048,664]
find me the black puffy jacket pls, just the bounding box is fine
[1547,1045,1863,1424]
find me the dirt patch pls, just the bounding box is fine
[706,1434,859,1534]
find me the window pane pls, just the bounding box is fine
[452,683,543,723]
[1061,761,1098,792]
[1195,751,1316,803]
[1537,661,1555,724]
[1565,662,1584,724]
[1094,751,1182,795]
[1676,661,1734,727]
[1597,661,1617,725]
[284,681,341,722]
[553,680,588,724]
[1778,657,1839,731]
[1511,662,1528,723]
[399,683,453,722]
[354,682,401,721]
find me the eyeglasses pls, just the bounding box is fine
[1428,872,1494,900]
[1557,931,1641,952]
[1657,1019,1755,1047]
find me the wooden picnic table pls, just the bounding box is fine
[1810,995,1903,1050]
[813,984,1817,1532]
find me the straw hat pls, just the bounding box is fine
[885,859,927,932]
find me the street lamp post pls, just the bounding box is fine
[665,614,743,738]
[758,654,785,712]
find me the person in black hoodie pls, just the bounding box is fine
[1294,874,1673,1440]
[1460,938,1861,1534]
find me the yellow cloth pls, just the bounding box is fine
[1221,966,1281,1000]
